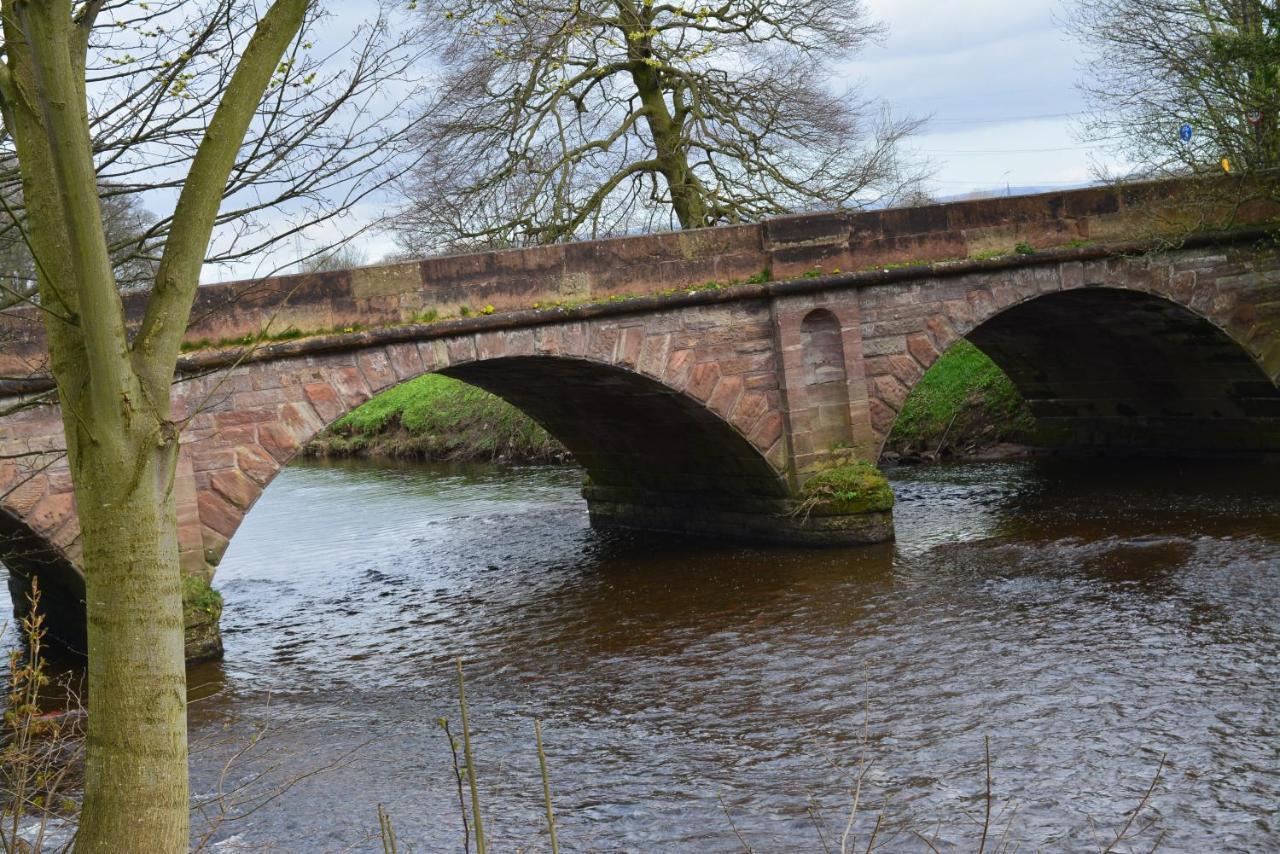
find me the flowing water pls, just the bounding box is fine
[172,458,1274,850]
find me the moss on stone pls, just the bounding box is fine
[183,576,224,663]
[182,575,222,620]
[800,461,895,516]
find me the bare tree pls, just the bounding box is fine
[0,184,155,310]
[395,0,926,251]
[0,0,429,315]
[297,241,369,273]
[0,1,428,850]
[1069,0,1280,177]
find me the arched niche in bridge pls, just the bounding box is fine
[439,356,790,505]
[918,287,1280,455]
[799,309,853,451]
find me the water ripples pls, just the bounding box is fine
[188,457,1280,852]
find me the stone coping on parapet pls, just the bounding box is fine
[0,224,1272,399]
[3,176,1274,363]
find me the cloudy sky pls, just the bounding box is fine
[847,0,1119,197]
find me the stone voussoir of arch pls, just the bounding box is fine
[2,180,1278,659]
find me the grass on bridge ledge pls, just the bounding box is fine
[180,239,1078,357]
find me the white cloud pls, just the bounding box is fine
[840,0,1124,196]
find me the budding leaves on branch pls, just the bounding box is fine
[1070,0,1280,177]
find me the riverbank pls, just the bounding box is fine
[305,342,1034,464]
[884,339,1036,462]
[303,374,568,463]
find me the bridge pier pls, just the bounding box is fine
[582,481,894,546]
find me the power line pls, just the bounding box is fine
[924,111,1087,124]
[915,144,1108,155]
[925,178,1097,187]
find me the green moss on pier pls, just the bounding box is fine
[801,461,895,516]
[182,575,224,663]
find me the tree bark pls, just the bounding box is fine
[74,427,188,852]
[621,2,711,229]
[0,1,311,850]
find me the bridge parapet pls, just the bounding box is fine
[2,178,1263,378]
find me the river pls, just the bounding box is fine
[174,456,1277,851]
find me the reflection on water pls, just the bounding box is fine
[180,457,1280,851]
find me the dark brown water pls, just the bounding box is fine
[182,457,1279,852]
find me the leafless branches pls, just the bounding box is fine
[0,0,431,298]
[395,0,927,252]
[1069,0,1280,178]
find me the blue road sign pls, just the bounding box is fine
[1179,123,1193,142]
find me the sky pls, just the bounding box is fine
[213,0,1122,277]
[846,0,1120,198]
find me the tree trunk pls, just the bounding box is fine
[72,424,188,852]
[622,7,710,230]
[0,2,314,849]
[636,82,709,228]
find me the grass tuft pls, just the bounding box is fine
[801,461,895,515]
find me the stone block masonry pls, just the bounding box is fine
[2,180,1278,659]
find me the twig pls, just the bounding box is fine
[995,800,1021,853]
[717,794,754,853]
[863,813,883,853]
[439,717,471,853]
[457,659,487,854]
[377,803,397,854]
[808,798,833,854]
[840,678,873,854]
[978,735,992,854]
[935,408,961,457]
[910,830,942,853]
[535,719,559,854]
[1102,754,1166,854]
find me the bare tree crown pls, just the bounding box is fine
[0,0,429,315]
[397,0,925,251]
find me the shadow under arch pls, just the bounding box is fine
[0,506,86,651]
[438,355,790,530]
[945,286,1280,454]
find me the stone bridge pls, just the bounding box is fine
[1,181,1279,656]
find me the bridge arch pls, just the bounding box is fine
[0,300,808,650]
[867,254,1280,459]
[437,355,791,529]
[172,302,800,577]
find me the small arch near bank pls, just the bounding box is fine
[868,254,1280,461]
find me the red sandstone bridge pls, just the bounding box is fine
[2,181,1279,655]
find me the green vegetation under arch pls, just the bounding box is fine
[306,340,1033,466]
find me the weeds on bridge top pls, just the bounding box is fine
[180,322,367,353]
[178,265,777,356]
[176,237,1116,358]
